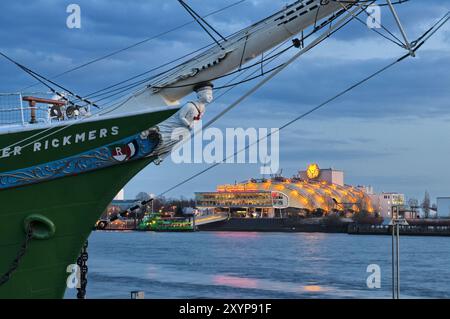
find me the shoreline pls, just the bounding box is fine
[96,217,450,237]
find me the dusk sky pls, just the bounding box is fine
[1,0,449,202]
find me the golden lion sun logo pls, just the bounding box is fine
[306,163,320,179]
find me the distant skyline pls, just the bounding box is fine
[1,0,449,201]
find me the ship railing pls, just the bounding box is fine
[0,93,27,126]
[0,92,91,127]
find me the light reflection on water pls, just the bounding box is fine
[303,285,326,292]
[64,231,450,299]
[212,275,259,289]
[214,231,261,239]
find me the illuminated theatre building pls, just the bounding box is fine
[195,164,375,218]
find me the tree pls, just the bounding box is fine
[175,205,184,216]
[135,192,151,202]
[408,198,419,209]
[422,191,431,219]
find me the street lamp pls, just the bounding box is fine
[389,205,409,299]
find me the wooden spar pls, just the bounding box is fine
[22,96,66,124]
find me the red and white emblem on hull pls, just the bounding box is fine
[110,141,138,162]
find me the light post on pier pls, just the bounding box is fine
[389,205,409,299]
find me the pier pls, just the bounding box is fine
[96,212,229,231]
[348,224,450,236]
[96,215,450,236]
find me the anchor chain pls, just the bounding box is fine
[76,241,88,299]
[0,225,34,286]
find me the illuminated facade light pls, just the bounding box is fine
[197,165,383,216]
[306,163,321,179]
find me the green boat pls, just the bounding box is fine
[0,0,363,298]
[138,213,194,232]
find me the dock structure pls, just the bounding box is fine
[193,213,229,227]
[348,224,450,237]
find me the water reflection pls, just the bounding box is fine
[303,285,326,292]
[64,232,450,299]
[214,231,261,239]
[212,275,259,289]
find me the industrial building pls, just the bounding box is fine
[437,197,450,218]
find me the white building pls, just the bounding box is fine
[298,166,344,186]
[357,185,374,195]
[369,192,405,218]
[437,197,450,218]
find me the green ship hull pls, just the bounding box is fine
[0,108,177,298]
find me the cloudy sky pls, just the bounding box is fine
[1,0,449,202]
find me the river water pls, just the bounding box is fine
[64,231,450,299]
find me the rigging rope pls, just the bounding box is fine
[91,18,309,111]
[2,2,446,164]
[332,0,407,47]
[157,9,448,197]
[101,0,349,101]
[82,44,216,100]
[84,38,295,108]
[8,0,410,106]
[70,0,305,107]
[159,53,410,196]
[0,51,99,110]
[178,0,227,48]
[97,8,448,117]
[168,5,364,150]
[0,34,295,156]
[147,6,352,92]
[5,0,258,124]
[18,0,246,92]
[92,5,352,116]
[1,0,445,207]
[95,38,292,115]
[331,0,409,5]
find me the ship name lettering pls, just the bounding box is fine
[63,136,72,146]
[0,146,22,158]
[26,126,120,155]
[75,133,86,143]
